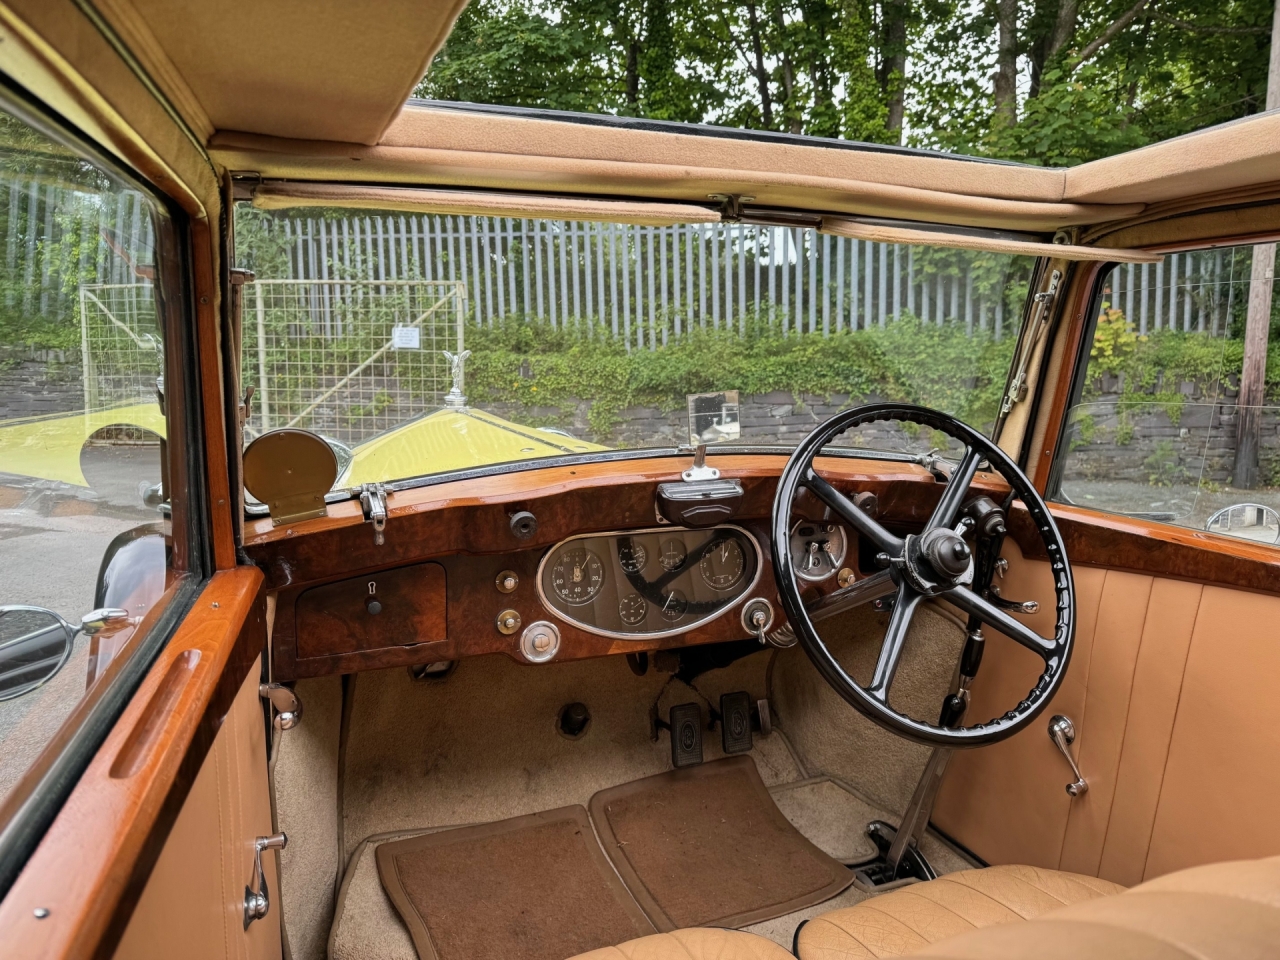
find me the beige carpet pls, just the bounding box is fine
[276,590,978,959]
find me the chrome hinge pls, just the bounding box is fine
[243,833,287,929]
[1000,269,1061,417]
[259,683,302,730]
[359,482,388,546]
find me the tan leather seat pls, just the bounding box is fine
[568,928,794,960]
[798,856,1280,960]
[797,865,1123,958]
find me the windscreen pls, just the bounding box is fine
[232,204,1032,487]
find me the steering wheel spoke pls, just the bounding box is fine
[943,586,1060,661]
[925,445,982,532]
[802,468,903,555]
[867,583,922,701]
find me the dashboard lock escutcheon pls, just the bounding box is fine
[519,621,560,662]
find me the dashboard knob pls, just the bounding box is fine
[519,620,560,663]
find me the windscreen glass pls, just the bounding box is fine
[233,204,1032,486]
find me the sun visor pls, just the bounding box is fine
[821,216,1162,263]
[249,182,721,226]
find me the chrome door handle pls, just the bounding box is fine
[1048,715,1088,797]
[243,832,287,929]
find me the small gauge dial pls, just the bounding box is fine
[550,547,605,605]
[619,593,647,625]
[618,539,648,573]
[660,538,687,572]
[659,589,688,621]
[789,521,848,583]
[700,537,746,591]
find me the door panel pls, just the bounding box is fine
[0,569,265,959]
[114,655,279,960]
[934,543,1280,884]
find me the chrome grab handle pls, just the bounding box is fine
[243,832,287,929]
[1048,715,1088,797]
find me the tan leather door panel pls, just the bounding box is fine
[114,655,279,960]
[934,545,1280,884]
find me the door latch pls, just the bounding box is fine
[244,832,287,929]
[359,482,388,546]
[259,683,303,730]
[1048,715,1088,796]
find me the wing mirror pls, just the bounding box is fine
[0,605,129,701]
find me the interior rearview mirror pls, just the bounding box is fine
[687,390,741,445]
[0,606,77,702]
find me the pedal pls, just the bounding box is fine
[720,692,753,755]
[669,702,704,768]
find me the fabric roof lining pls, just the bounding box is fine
[821,218,1162,263]
[250,182,720,226]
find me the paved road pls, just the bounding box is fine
[0,444,162,804]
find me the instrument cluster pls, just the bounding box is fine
[537,525,761,638]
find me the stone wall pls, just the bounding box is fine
[1061,383,1280,488]
[0,351,83,420]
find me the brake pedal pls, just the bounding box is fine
[720,692,753,755]
[669,702,704,768]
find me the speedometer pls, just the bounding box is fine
[550,548,605,605]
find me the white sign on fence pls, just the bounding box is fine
[391,325,421,349]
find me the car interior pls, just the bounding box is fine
[0,3,1278,960]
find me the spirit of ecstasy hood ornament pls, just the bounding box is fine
[442,349,471,409]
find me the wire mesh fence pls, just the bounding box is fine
[244,279,466,444]
[78,282,162,414]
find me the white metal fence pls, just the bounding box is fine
[263,214,1260,345]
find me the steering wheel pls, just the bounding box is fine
[771,403,1074,748]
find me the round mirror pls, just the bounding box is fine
[1205,503,1280,544]
[0,606,76,701]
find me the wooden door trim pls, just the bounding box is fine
[1028,260,1107,492]
[0,567,266,960]
[1010,502,1280,596]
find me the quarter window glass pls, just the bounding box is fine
[1053,246,1279,546]
[0,109,171,806]
[233,204,1033,487]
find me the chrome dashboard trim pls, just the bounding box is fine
[534,524,765,641]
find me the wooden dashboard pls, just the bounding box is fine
[245,454,1012,681]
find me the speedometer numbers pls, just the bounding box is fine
[550,547,604,605]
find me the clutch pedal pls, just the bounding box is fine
[668,702,704,768]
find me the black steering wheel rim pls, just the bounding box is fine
[771,402,1075,749]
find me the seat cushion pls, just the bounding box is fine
[915,855,1280,960]
[796,865,1124,959]
[568,928,796,960]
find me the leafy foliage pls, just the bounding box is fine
[463,312,1017,439]
[417,0,1277,168]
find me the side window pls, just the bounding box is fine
[0,108,175,809]
[1052,245,1278,546]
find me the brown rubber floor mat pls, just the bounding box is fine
[589,755,854,930]
[376,805,655,960]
